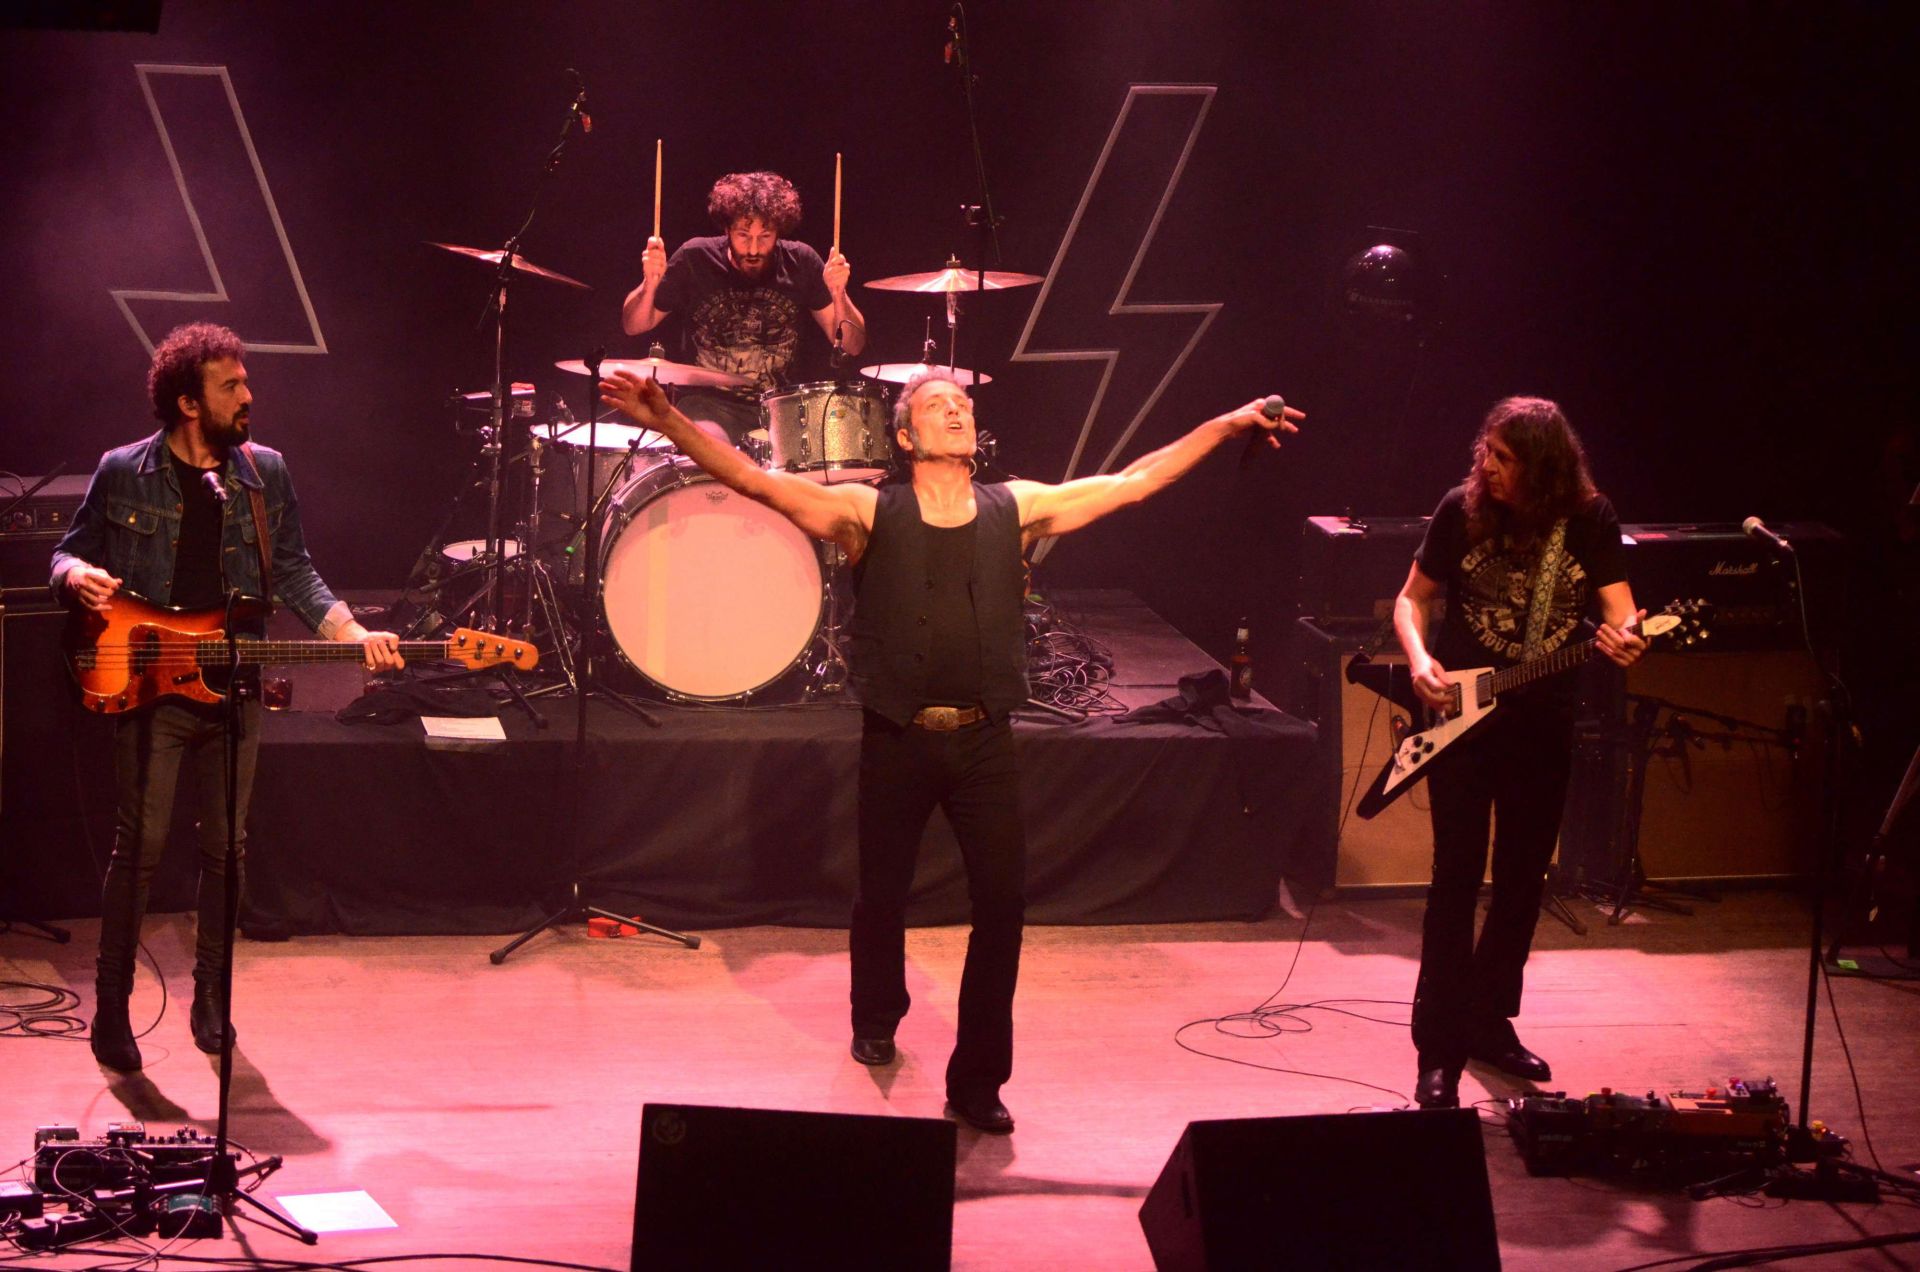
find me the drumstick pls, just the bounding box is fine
[653,139,663,240]
[832,152,842,253]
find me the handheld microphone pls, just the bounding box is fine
[202,469,228,504]
[1741,515,1793,555]
[1240,395,1288,467]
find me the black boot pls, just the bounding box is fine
[190,980,235,1054]
[91,984,142,1072]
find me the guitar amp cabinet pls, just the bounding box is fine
[1,475,88,590]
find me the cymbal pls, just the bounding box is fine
[426,241,590,290]
[861,362,994,387]
[546,420,669,452]
[864,258,1044,293]
[555,356,753,389]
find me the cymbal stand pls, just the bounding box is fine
[803,541,851,697]
[518,432,577,689]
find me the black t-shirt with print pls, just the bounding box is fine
[653,235,833,393]
[1414,485,1628,708]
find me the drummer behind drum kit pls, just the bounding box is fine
[407,240,1041,706]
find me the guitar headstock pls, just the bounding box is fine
[1639,599,1711,650]
[448,628,540,671]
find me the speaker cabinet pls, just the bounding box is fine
[631,1103,956,1271]
[1139,1109,1500,1271]
[1287,618,1451,890]
[1560,649,1824,884]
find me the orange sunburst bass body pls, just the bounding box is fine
[65,592,537,715]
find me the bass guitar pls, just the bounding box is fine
[1354,599,1708,819]
[66,592,537,714]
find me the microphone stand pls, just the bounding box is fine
[170,587,317,1244]
[490,352,697,965]
[1693,540,1893,1201]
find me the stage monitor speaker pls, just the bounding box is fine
[631,1103,956,1271]
[1139,1108,1499,1271]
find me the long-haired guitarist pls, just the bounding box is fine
[1392,396,1647,1109]
[49,322,404,1072]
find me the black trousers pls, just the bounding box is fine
[98,697,260,994]
[1411,702,1573,1069]
[849,711,1026,1100]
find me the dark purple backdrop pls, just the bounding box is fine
[2,1,1912,666]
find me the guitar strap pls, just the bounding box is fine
[236,443,274,601]
[1520,518,1570,657]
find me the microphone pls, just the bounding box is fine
[831,320,848,369]
[566,69,592,134]
[202,469,228,504]
[1240,395,1288,468]
[1741,515,1793,555]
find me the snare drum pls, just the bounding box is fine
[599,455,824,700]
[759,380,893,482]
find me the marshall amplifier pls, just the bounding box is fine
[1620,522,1844,652]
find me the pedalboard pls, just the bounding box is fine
[1509,1077,1792,1177]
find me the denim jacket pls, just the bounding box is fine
[50,430,342,633]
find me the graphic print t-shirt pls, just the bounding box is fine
[653,236,832,392]
[1414,485,1628,708]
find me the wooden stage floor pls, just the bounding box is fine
[3,890,1918,1269]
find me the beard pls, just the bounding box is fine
[204,410,250,447]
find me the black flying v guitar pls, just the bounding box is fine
[1353,599,1709,819]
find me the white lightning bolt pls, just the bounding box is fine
[1009,83,1220,561]
[110,64,327,355]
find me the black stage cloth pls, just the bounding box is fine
[2,592,1320,934]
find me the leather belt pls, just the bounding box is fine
[910,705,986,731]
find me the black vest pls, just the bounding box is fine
[848,482,1028,725]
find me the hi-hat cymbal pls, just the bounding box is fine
[554,356,753,389]
[864,258,1044,293]
[427,241,590,290]
[861,362,994,387]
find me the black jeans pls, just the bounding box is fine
[98,697,260,993]
[850,711,1026,1100]
[1411,702,1573,1069]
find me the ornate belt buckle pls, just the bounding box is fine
[921,706,961,731]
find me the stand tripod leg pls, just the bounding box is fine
[1539,867,1588,936]
[1,917,70,943]
[491,882,700,964]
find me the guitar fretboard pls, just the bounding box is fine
[1485,634,1605,697]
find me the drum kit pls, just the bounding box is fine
[407,240,1043,706]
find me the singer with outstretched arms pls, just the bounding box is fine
[600,365,1300,1135]
[619,169,867,444]
[1391,396,1647,1111]
[50,322,404,1073]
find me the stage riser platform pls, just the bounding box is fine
[1,592,1320,935]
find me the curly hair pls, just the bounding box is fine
[1463,396,1599,542]
[149,322,245,426]
[707,171,803,235]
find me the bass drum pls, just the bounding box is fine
[599,456,823,701]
